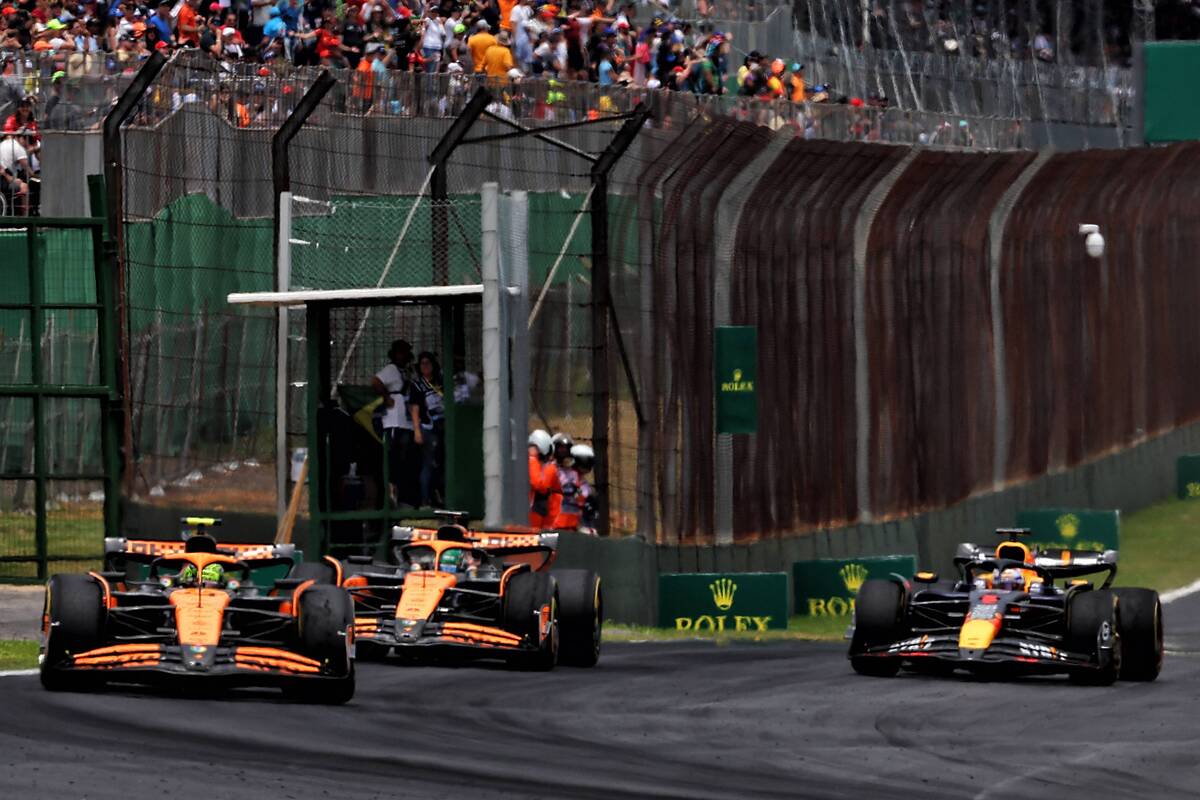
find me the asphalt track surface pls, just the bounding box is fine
[2,594,1200,799]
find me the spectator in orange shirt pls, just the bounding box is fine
[498,0,517,31]
[467,18,496,72]
[483,30,515,78]
[176,0,200,47]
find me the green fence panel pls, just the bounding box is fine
[658,572,788,630]
[1014,508,1119,552]
[1177,455,1200,500]
[793,556,916,618]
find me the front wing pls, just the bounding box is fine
[853,632,1114,674]
[50,642,345,684]
[353,616,531,654]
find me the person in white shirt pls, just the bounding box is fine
[510,0,534,69]
[420,6,447,72]
[371,339,422,507]
[0,131,30,215]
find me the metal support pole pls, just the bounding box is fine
[88,175,120,542]
[275,192,293,523]
[590,173,612,538]
[271,70,335,528]
[481,183,502,526]
[589,105,650,538]
[429,89,494,286]
[101,50,166,497]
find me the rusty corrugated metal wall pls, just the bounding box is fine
[623,120,1200,543]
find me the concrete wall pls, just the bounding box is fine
[40,131,103,217]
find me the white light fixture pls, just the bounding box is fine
[1079,224,1105,259]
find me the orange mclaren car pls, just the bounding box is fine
[40,518,355,703]
[308,512,602,670]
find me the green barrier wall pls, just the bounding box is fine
[1142,42,1200,143]
[1014,509,1119,552]
[1177,455,1200,500]
[793,556,916,618]
[658,572,788,630]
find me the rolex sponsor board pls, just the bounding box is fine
[1014,509,1119,553]
[658,573,788,630]
[793,556,916,618]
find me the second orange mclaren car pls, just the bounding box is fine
[302,513,602,670]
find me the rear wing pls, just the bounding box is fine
[104,539,298,586]
[391,526,559,570]
[955,542,1117,587]
[1033,549,1118,584]
[105,538,297,562]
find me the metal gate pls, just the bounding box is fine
[0,213,119,581]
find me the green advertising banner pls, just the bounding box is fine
[658,572,787,630]
[1015,509,1119,552]
[1177,455,1200,500]
[1142,42,1200,143]
[793,556,916,618]
[715,326,757,434]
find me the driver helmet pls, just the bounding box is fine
[994,567,1025,590]
[439,548,465,573]
[178,563,199,584]
[528,429,552,458]
[200,563,225,584]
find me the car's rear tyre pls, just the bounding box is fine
[554,570,601,668]
[849,579,906,677]
[1068,589,1121,686]
[1113,587,1163,682]
[290,560,339,585]
[297,584,354,675]
[40,574,106,692]
[503,572,559,670]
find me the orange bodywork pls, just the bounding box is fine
[233,646,322,674]
[398,571,457,620]
[170,589,231,646]
[73,643,164,669]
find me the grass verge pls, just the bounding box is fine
[1112,497,1200,593]
[0,640,37,671]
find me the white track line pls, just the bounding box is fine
[0,669,36,677]
[1161,578,1200,604]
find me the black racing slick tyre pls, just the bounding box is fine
[1113,588,1163,682]
[554,570,602,668]
[1068,590,1121,686]
[40,574,106,692]
[849,579,906,678]
[297,584,354,673]
[290,560,339,586]
[503,572,559,671]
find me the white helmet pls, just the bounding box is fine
[570,444,594,470]
[528,429,552,457]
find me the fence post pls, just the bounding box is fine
[271,70,335,526]
[590,105,650,537]
[101,50,166,499]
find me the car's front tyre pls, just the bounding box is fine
[849,579,906,677]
